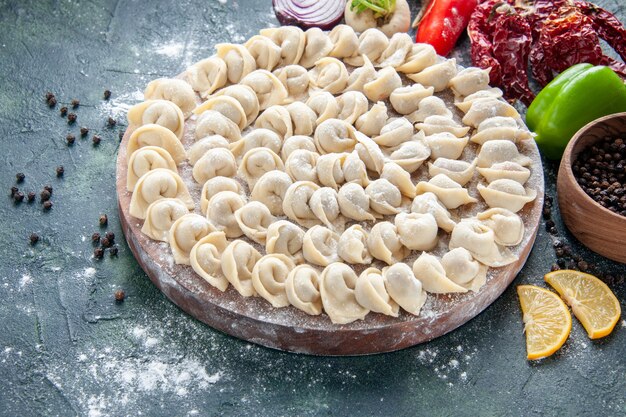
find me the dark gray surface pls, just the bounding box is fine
[0,0,625,416]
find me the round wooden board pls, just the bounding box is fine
[117,124,544,356]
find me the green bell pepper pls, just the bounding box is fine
[526,64,626,160]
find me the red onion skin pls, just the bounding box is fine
[273,0,344,30]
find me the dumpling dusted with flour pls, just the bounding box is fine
[407,58,458,92]
[380,162,416,198]
[461,98,520,128]
[336,91,368,125]
[355,132,385,174]
[345,55,377,92]
[260,26,306,66]
[374,117,414,148]
[406,96,453,124]
[441,247,487,292]
[239,148,284,189]
[412,252,467,294]
[448,67,491,97]
[368,221,409,265]
[265,220,305,263]
[355,101,388,137]
[254,105,293,139]
[388,138,431,173]
[244,35,282,71]
[477,161,531,185]
[189,136,230,165]
[477,140,532,168]
[416,116,470,138]
[213,84,260,127]
[363,67,402,102]
[470,116,533,145]
[449,220,516,267]
[128,100,185,139]
[194,95,247,130]
[274,65,311,98]
[415,174,477,209]
[195,110,242,143]
[477,208,524,246]
[477,179,537,213]
[383,263,427,316]
[126,146,177,191]
[240,69,289,110]
[230,129,282,157]
[424,132,469,160]
[390,84,434,115]
[306,92,339,125]
[309,187,344,231]
[428,158,477,186]
[129,169,194,219]
[411,192,456,233]
[355,268,399,317]
[317,152,348,190]
[282,181,321,228]
[302,225,341,267]
[215,43,256,84]
[320,263,369,324]
[281,135,316,161]
[252,254,296,308]
[309,57,349,94]
[327,24,359,59]
[337,225,372,265]
[190,231,230,291]
[251,170,293,216]
[200,177,242,215]
[221,240,262,297]
[234,201,276,245]
[395,212,438,251]
[144,78,197,118]
[285,149,319,183]
[192,148,237,185]
[184,56,227,98]
[285,102,317,136]
[168,214,216,265]
[314,118,357,154]
[205,191,246,238]
[338,183,376,221]
[127,124,186,165]
[396,43,437,74]
[376,32,413,68]
[342,151,371,187]
[345,28,389,66]
[141,198,189,242]
[285,265,322,315]
[366,179,403,215]
[299,28,333,68]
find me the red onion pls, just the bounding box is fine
[273,0,344,30]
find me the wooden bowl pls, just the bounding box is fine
[557,112,626,264]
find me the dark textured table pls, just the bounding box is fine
[1,1,625,415]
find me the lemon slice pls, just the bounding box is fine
[545,270,621,339]
[517,285,572,360]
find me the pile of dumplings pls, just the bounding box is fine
[123,25,538,325]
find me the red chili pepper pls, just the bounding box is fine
[414,0,479,56]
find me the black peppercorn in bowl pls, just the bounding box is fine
[557,112,626,263]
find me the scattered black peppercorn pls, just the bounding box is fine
[16,173,25,183]
[107,117,116,127]
[80,127,89,137]
[67,113,77,124]
[94,247,104,259]
[103,90,112,100]
[14,191,24,203]
[551,263,560,272]
[577,261,589,271]
[555,248,565,258]
[114,289,125,302]
[41,189,52,202]
[553,240,563,249]
[66,134,75,145]
[105,231,115,242]
[43,201,53,210]
[109,246,119,257]
[60,106,68,117]
[47,96,57,107]
[118,131,124,141]
[45,92,55,101]
[548,227,558,235]
[10,186,18,197]
[56,166,64,177]
[44,185,53,194]
[30,233,39,245]
[91,232,101,244]
[101,237,112,248]
[71,99,80,109]
[99,214,108,226]
[27,192,35,203]
[92,135,101,146]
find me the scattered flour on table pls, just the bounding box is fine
[416,344,477,386]
[621,320,625,328]
[19,274,32,289]
[98,90,143,120]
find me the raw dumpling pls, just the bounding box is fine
[415,174,478,209]
[127,100,185,139]
[355,101,388,137]
[302,225,341,267]
[127,146,177,191]
[252,254,296,308]
[144,78,197,118]
[407,58,458,92]
[342,151,371,187]
[344,55,376,92]
[355,131,385,174]
[281,135,317,160]
[299,27,333,68]
[477,179,537,213]
[194,95,247,130]
[285,265,322,315]
[168,213,215,265]
[184,56,227,98]
[338,182,376,221]
[215,43,256,84]
[213,84,260,127]
[189,231,230,291]
[129,168,194,219]
[406,96,453,124]
[476,140,532,168]
[189,135,230,165]
[395,212,438,251]
[345,28,389,66]
[441,247,487,292]
[470,116,533,145]
[245,34,282,71]
[234,201,276,245]
[424,132,469,160]
[320,262,369,324]
[477,207,524,246]
[368,221,409,265]
[412,252,467,294]
[381,162,416,198]
[396,43,437,73]
[448,67,491,97]
[265,220,305,263]
[314,118,357,154]
[230,128,282,157]
[376,32,412,68]
[327,24,359,59]
[127,124,186,165]
[285,149,320,183]
[477,161,531,184]
[461,98,520,128]
[310,187,344,231]
[200,176,242,215]
[337,225,372,264]
[285,102,317,136]
[366,178,402,215]
[411,192,456,233]
[240,69,289,110]
[309,57,349,94]
[317,152,347,190]
[374,117,414,148]
[141,198,190,242]
[336,91,368,125]
[195,110,242,143]
[274,65,310,97]
[456,88,504,112]
[416,116,470,138]
[355,268,399,317]
[282,180,321,228]
[192,148,237,185]
[428,158,477,186]
[221,240,262,297]
[363,66,402,102]
[449,219,516,267]
[383,263,427,316]
[239,147,284,189]
[388,138,431,173]
[260,26,306,66]
[205,191,246,238]
[306,92,339,124]
[390,84,434,115]
[254,105,293,139]
[251,170,293,216]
